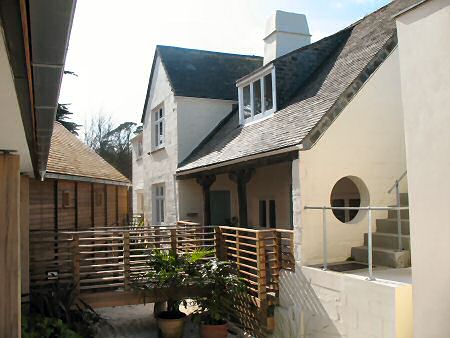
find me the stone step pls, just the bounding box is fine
[399,193,409,206]
[364,232,410,250]
[351,246,411,268]
[387,208,409,219]
[376,218,410,235]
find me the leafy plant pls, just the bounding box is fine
[135,249,211,313]
[28,282,101,337]
[192,258,246,325]
[22,315,81,338]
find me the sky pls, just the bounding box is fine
[59,0,390,135]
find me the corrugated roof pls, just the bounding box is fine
[178,0,417,173]
[141,46,262,122]
[46,122,130,184]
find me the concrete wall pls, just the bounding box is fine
[273,266,413,338]
[176,97,235,163]
[396,1,450,336]
[298,49,407,264]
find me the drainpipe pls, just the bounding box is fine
[173,174,179,221]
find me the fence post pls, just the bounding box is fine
[72,234,80,297]
[256,231,268,327]
[123,232,131,290]
[215,227,224,260]
[170,229,177,256]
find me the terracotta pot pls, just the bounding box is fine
[200,322,228,338]
[157,311,186,338]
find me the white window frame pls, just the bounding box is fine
[238,67,276,125]
[153,184,165,225]
[152,104,165,150]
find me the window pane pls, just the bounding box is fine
[253,80,262,116]
[264,73,273,111]
[160,199,164,222]
[269,200,276,228]
[259,200,267,227]
[243,85,251,119]
[154,111,159,121]
[156,200,160,223]
[154,124,159,146]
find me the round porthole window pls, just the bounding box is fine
[330,176,369,223]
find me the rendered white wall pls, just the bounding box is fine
[131,134,144,214]
[176,97,235,163]
[298,49,407,264]
[396,1,450,336]
[0,30,33,173]
[273,266,413,338]
[142,56,179,224]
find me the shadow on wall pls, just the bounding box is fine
[272,264,341,338]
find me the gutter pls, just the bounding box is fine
[176,144,303,177]
[45,172,131,187]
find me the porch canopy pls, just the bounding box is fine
[177,147,299,229]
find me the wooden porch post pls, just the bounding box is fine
[229,168,254,227]
[0,153,21,337]
[196,175,216,226]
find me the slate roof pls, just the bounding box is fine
[141,46,263,122]
[178,0,417,173]
[46,122,130,184]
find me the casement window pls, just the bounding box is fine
[238,67,276,125]
[152,105,165,149]
[259,199,276,228]
[153,184,165,224]
[136,140,143,158]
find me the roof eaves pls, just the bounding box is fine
[141,46,177,123]
[300,33,398,149]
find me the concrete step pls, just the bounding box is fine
[364,232,410,250]
[351,246,411,268]
[376,218,410,235]
[388,208,409,219]
[399,193,409,206]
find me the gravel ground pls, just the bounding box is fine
[95,304,200,338]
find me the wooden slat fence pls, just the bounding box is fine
[29,224,294,336]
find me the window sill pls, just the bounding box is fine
[241,111,274,127]
[149,145,166,154]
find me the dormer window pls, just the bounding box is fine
[238,67,276,125]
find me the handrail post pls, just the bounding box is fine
[170,229,177,256]
[367,208,375,281]
[395,181,403,251]
[322,207,328,271]
[71,234,80,297]
[123,232,131,291]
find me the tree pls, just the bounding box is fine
[84,114,137,179]
[56,103,81,135]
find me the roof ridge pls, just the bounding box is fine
[156,45,262,59]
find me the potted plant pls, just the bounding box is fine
[136,249,209,338]
[193,258,246,338]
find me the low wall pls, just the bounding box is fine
[272,266,412,338]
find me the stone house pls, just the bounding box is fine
[133,0,449,336]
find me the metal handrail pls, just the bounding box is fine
[387,171,407,194]
[304,205,409,281]
[387,171,408,251]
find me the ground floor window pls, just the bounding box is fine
[153,184,165,224]
[259,199,276,228]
